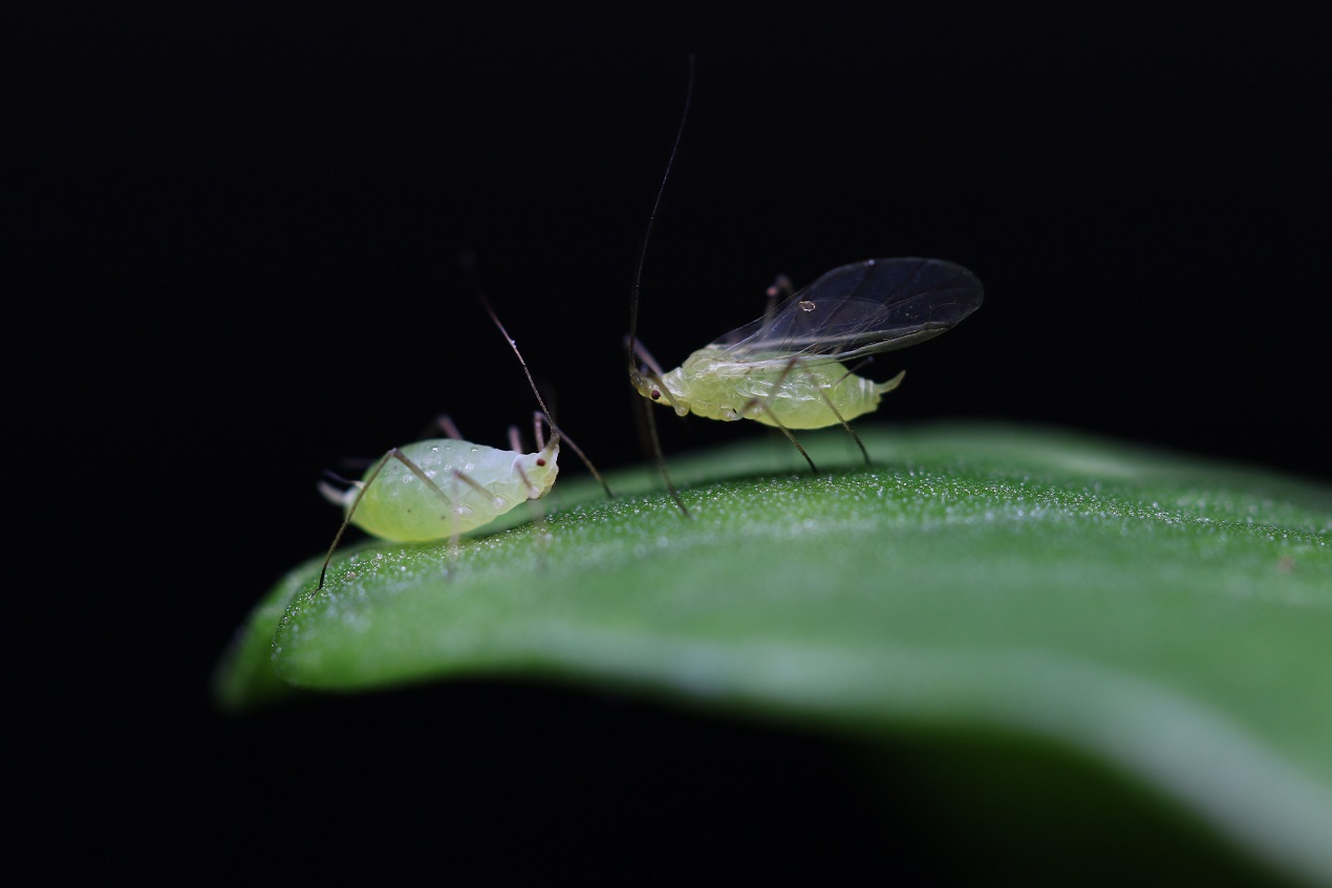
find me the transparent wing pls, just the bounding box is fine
[713,257,984,367]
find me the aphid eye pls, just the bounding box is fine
[798,300,816,312]
[536,458,547,466]
[651,389,662,400]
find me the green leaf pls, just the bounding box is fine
[214,422,1332,885]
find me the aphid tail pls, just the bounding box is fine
[316,479,351,508]
[876,369,906,394]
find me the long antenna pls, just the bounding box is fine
[479,293,613,498]
[627,55,696,370]
[627,55,696,517]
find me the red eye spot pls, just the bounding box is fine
[651,389,661,400]
[536,458,546,466]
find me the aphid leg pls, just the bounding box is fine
[737,357,818,473]
[625,348,691,517]
[762,418,817,473]
[429,413,465,440]
[509,414,554,565]
[443,468,503,578]
[317,449,395,590]
[444,468,491,577]
[819,364,905,466]
[389,448,476,579]
[448,468,504,509]
[809,371,871,466]
[639,391,691,517]
[518,413,553,499]
[317,446,472,588]
[513,459,553,571]
[325,445,483,584]
[531,410,548,450]
[538,410,610,499]
[447,470,462,578]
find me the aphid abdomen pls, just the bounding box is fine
[671,349,891,430]
[744,361,886,429]
[345,439,555,542]
[347,439,485,541]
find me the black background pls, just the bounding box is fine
[12,4,1330,883]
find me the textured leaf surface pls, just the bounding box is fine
[214,423,1332,884]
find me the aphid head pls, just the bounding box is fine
[522,439,560,500]
[629,366,662,402]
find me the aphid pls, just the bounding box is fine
[630,256,984,460]
[316,301,609,589]
[626,59,983,512]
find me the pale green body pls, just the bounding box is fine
[323,437,559,542]
[649,348,904,430]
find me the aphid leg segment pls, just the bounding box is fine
[808,374,871,466]
[318,450,396,590]
[771,359,877,466]
[640,392,691,518]
[447,471,462,579]
[436,469,496,512]
[531,410,551,453]
[323,445,461,587]
[735,357,820,472]
[431,413,465,440]
[541,411,611,498]
[517,462,553,571]
[765,418,817,472]
[529,414,544,452]
[389,449,456,503]
[514,462,540,500]
[629,358,692,515]
[441,468,499,578]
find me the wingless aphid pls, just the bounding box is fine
[317,300,610,589]
[626,60,984,512]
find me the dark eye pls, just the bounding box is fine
[536,458,546,466]
[651,389,661,400]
